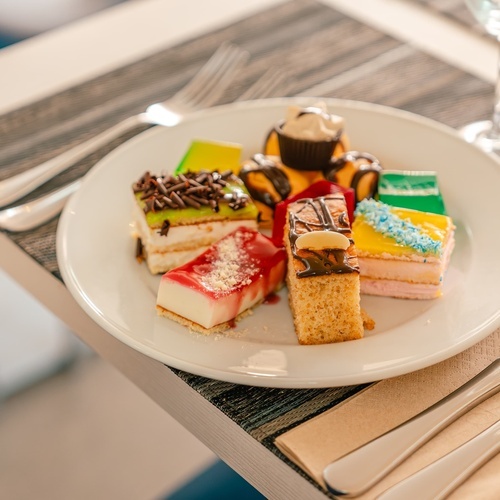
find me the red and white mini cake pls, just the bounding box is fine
[156,227,287,334]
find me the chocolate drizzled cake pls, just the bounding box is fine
[284,195,368,344]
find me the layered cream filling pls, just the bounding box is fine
[157,263,285,329]
[143,246,211,275]
[358,232,455,283]
[132,203,258,273]
[359,233,455,298]
[360,278,442,299]
[358,256,442,284]
[352,200,455,298]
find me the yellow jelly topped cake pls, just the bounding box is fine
[352,199,455,299]
[353,199,452,258]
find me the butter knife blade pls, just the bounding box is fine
[323,358,500,497]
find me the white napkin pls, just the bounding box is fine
[275,329,500,499]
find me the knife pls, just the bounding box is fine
[377,419,500,500]
[323,358,500,497]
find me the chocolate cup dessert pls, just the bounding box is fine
[275,120,342,171]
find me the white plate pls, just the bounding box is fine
[57,98,500,388]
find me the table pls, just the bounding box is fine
[1,1,498,498]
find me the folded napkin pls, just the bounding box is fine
[275,329,500,499]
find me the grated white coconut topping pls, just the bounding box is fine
[202,231,257,293]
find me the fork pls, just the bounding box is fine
[0,42,249,208]
[0,67,291,232]
[0,181,80,232]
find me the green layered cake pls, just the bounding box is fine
[377,170,446,215]
[132,170,259,274]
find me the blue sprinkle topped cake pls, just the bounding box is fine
[352,199,455,299]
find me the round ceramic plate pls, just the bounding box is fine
[57,97,500,388]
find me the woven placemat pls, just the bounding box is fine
[0,0,495,496]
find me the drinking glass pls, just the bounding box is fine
[462,0,500,153]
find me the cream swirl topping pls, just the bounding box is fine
[282,102,344,141]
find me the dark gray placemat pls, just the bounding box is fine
[0,0,494,495]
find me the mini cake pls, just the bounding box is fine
[352,199,455,299]
[132,170,259,274]
[263,103,350,159]
[284,195,365,344]
[239,104,384,230]
[377,170,447,215]
[274,103,344,170]
[174,139,242,175]
[156,227,287,334]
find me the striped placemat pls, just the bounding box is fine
[0,0,494,495]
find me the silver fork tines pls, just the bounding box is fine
[236,69,293,101]
[173,44,249,109]
[0,66,291,232]
[0,43,248,208]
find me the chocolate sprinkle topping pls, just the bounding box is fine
[132,170,251,215]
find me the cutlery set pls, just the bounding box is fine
[323,358,500,499]
[379,419,500,500]
[0,44,292,232]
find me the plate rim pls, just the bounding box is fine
[56,97,500,388]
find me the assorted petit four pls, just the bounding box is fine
[274,103,344,170]
[352,199,455,299]
[240,103,383,228]
[263,103,350,159]
[130,101,457,343]
[156,227,286,333]
[132,170,258,274]
[377,170,447,215]
[284,195,367,344]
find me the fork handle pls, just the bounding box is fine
[378,419,500,500]
[0,180,82,232]
[323,359,500,497]
[0,113,150,208]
